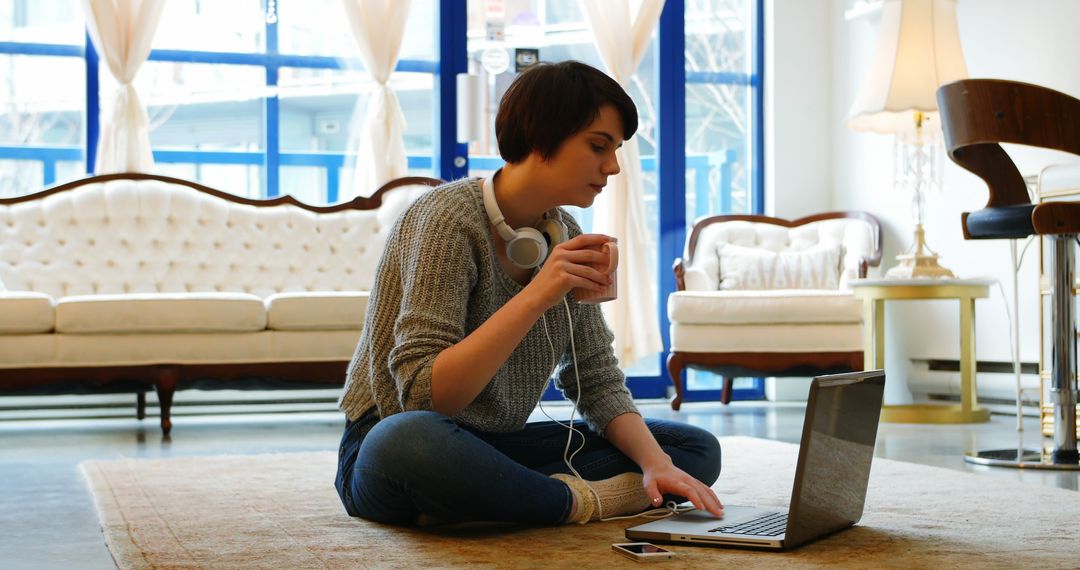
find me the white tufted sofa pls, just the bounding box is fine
[666,212,882,409]
[0,173,442,433]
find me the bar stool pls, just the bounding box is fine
[937,78,1080,469]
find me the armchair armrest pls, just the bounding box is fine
[672,258,686,291]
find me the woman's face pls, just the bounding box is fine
[536,104,624,208]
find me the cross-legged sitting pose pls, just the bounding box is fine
[335,60,724,526]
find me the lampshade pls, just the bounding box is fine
[846,0,968,142]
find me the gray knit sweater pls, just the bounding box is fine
[337,177,638,434]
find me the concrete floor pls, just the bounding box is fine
[1,400,1075,569]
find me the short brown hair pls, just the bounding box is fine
[495,61,638,164]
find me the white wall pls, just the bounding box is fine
[766,0,833,219]
[823,0,1080,403]
[762,0,837,403]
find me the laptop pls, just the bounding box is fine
[626,370,885,551]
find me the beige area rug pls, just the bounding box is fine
[81,436,1080,569]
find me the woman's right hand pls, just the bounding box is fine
[524,233,615,310]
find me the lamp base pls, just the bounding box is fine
[884,224,956,279]
[884,252,956,279]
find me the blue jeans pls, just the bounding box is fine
[334,410,722,526]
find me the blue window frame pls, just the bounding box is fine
[1,0,764,401]
[655,0,767,403]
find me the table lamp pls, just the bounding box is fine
[846,0,968,278]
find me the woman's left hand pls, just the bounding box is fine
[641,460,725,517]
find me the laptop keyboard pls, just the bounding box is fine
[709,511,788,537]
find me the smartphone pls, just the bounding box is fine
[611,542,676,562]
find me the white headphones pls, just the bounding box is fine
[482,175,569,269]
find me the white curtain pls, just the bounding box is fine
[580,0,666,368]
[81,0,165,174]
[341,0,412,199]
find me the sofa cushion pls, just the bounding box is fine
[56,293,267,334]
[684,218,877,290]
[0,334,55,367]
[668,290,862,325]
[0,292,55,333]
[266,292,369,331]
[57,332,270,365]
[0,264,25,291]
[270,330,362,360]
[0,178,428,299]
[669,322,863,352]
[717,243,843,290]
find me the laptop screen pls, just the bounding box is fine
[784,372,884,548]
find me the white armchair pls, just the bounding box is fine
[667,212,882,409]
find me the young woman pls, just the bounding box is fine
[335,60,723,526]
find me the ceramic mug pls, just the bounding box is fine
[574,240,618,304]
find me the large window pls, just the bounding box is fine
[686,0,756,219]
[682,0,764,398]
[0,0,763,397]
[0,0,86,196]
[463,0,664,377]
[0,0,437,201]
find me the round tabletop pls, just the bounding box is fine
[849,277,995,300]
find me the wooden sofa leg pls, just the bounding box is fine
[666,353,686,411]
[136,391,146,420]
[155,367,179,436]
[721,377,734,405]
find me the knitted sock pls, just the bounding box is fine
[552,472,654,524]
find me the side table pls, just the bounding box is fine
[850,278,996,423]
